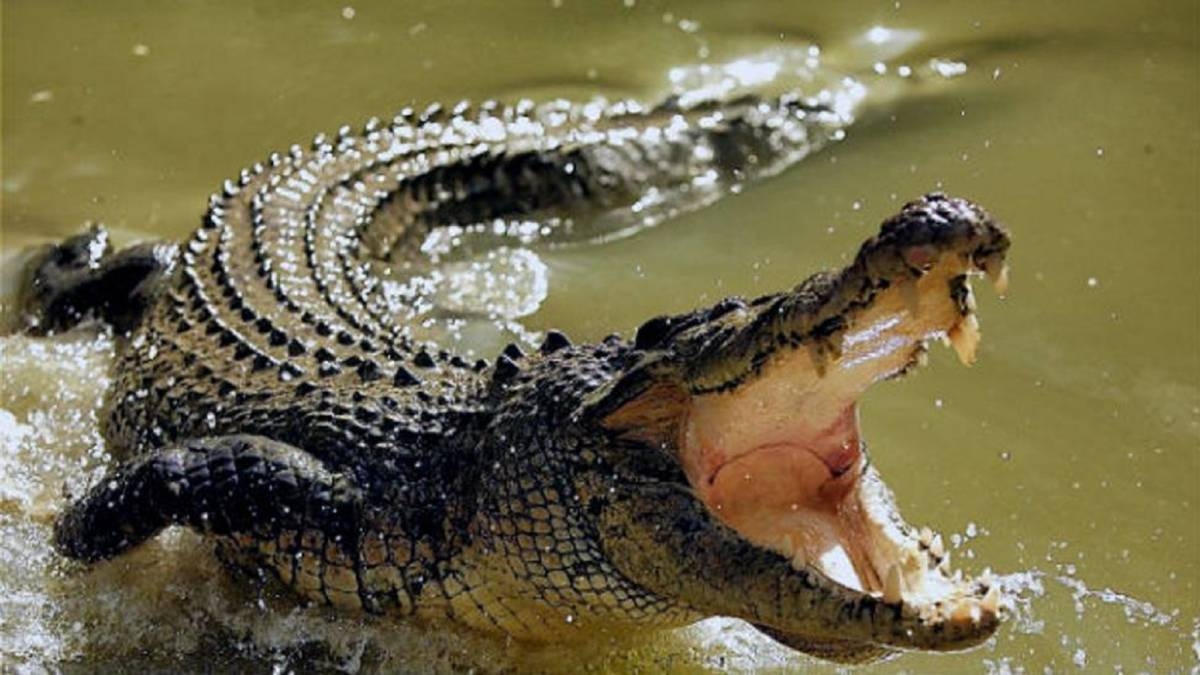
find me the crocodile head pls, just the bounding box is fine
[581,193,1010,662]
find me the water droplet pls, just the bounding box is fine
[930,58,968,78]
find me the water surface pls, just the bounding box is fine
[1,1,1197,672]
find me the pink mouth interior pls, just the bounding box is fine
[678,261,976,593]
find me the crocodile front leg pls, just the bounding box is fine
[54,435,374,608]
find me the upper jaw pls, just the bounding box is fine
[674,193,1010,396]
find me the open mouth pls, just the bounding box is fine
[678,248,1008,643]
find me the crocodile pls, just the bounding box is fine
[21,90,1011,664]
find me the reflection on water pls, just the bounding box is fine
[1,0,1197,672]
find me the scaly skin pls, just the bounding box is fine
[29,92,1010,663]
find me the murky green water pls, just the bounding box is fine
[2,1,1197,672]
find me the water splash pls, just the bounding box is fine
[665,45,864,116]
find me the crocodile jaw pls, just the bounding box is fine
[589,194,1010,658]
[678,251,1005,652]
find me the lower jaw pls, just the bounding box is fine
[703,453,1000,624]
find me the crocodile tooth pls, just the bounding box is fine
[883,564,904,604]
[963,283,978,312]
[792,546,808,571]
[948,313,981,365]
[903,547,924,572]
[779,534,796,558]
[994,263,1011,295]
[984,254,1010,296]
[900,279,921,317]
[781,535,810,571]
[968,602,983,624]
[915,346,930,368]
[918,526,934,548]
[981,584,1001,614]
[930,533,945,559]
[949,598,979,623]
[918,602,939,623]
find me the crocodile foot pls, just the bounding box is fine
[18,224,177,335]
